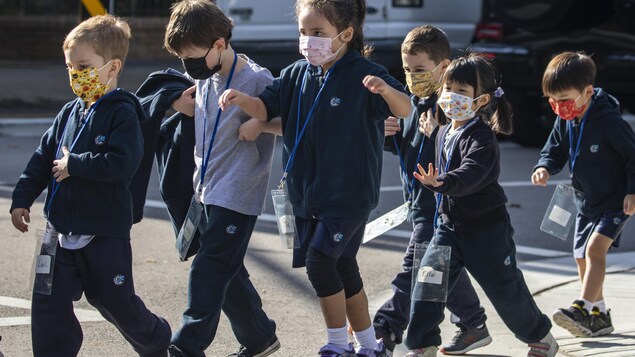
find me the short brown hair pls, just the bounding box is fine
[164,0,233,56]
[542,52,596,96]
[401,26,450,64]
[63,14,131,65]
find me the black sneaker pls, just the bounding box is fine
[440,324,493,355]
[590,307,614,337]
[228,335,281,357]
[552,300,592,337]
[373,319,397,352]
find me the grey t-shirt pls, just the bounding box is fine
[192,54,276,216]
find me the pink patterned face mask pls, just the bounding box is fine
[299,32,345,66]
[437,91,484,121]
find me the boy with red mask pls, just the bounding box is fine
[532,51,635,338]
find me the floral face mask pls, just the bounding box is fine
[437,91,484,121]
[549,92,589,120]
[68,60,112,102]
[405,62,442,98]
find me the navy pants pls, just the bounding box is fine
[171,205,276,357]
[406,215,552,349]
[374,222,486,343]
[31,237,171,357]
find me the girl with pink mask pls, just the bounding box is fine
[218,0,410,355]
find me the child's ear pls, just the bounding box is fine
[340,26,354,43]
[108,59,123,78]
[584,84,594,100]
[440,59,451,72]
[213,38,226,52]
[476,93,491,107]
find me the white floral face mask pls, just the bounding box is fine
[298,31,345,66]
[437,91,484,121]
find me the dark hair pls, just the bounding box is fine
[443,53,513,135]
[164,0,233,56]
[295,0,371,57]
[401,25,450,64]
[542,51,596,97]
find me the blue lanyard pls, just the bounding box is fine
[46,89,119,213]
[392,127,426,203]
[432,118,477,228]
[280,62,338,185]
[567,97,595,176]
[199,52,238,192]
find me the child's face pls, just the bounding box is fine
[402,51,443,82]
[441,80,490,113]
[64,43,114,86]
[178,42,223,69]
[298,7,347,54]
[547,85,593,120]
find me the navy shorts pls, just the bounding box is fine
[292,217,365,268]
[573,209,630,258]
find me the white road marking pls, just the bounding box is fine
[0,296,104,327]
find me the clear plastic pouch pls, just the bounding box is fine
[271,186,299,249]
[412,242,451,303]
[29,223,59,295]
[363,202,409,244]
[176,196,204,261]
[540,184,583,241]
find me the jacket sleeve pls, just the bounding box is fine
[607,117,635,194]
[430,129,498,197]
[11,120,60,212]
[67,106,143,182]
[535,119,568,175]
[259,74,283,122]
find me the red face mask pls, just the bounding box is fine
[549,92,589,120]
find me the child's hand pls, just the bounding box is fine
[52,146,71,183]
[11,208,30,233]
[419,108,438,137]
[413,163,442,187]
[385,116,400,136]
[624,194,635,215]
[531,167,550,186]
[363,75,388,95]
[218,89,247,111]
[172,85,196,117]
[238,118,264,141]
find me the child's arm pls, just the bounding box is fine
[533,120,568,183]
[219,89,268,121]
[238,117,282,141]
[363,75,411,118]
[172,85,196,117]
[63,108,143,182]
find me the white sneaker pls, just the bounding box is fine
[527,332,558,357]
[404,346,438,357]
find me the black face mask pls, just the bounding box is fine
[182,44,222,80]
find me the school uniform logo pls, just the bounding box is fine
[333,232,344,242]
[504,256,511,266]
[590,144,599,153]
[613,217,622,225]
[113,274,125,286]
[226,225,238,234]
[330,97,341,107]
[95,134,107,145]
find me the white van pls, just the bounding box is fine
[216,0,480,76]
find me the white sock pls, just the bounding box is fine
[578,298,594,313]
[327,326,350,350]
[354,325,379,351]
[594,299,607,313]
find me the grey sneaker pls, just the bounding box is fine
[552,300,592,337]
[440,324,492,355]
[527,332,558,357]
[319,343,355,357]
[590,307,614,337]
[228,335,281,357]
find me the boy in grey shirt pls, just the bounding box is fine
[164,1,281,356]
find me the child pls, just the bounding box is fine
[218,1,411,355]
[9,15,171,357]
[163,1,281,356]
[531,51,635,337]
[375,26,492,355]
[408,54,558,357]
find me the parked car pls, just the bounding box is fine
[471,0,635,146]
[215,0,480,80]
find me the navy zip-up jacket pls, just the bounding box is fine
[259,50,406,221]
[428,117,508,231]
[535,88,635,218]
[11,90,144,238]
[384,94,438,223]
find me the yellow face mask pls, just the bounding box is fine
[405,62,442,99]
[68,61,112,102]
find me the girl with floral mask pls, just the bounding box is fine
[218,0,411,356]
[406,54,559,357]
